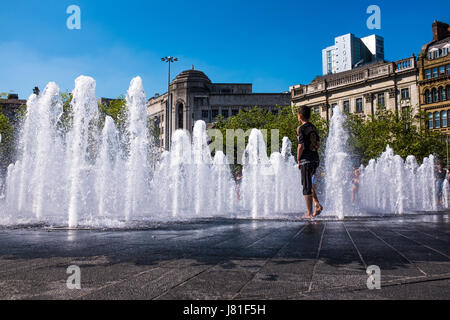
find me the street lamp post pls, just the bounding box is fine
[161,56,178,150]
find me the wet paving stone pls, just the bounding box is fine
[0,213,449,299]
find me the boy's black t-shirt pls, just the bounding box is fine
[297,122,320,163]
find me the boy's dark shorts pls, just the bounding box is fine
[301,161,319,196]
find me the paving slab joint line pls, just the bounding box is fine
[287,273,450,299]
[343,222,368,269]
[413,228,450,244]
[231,224,307,300]
[394,231,450,259]
[365,227,427,276]
[307,223,327,292]
[149,227,291,300]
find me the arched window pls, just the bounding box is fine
[440,87,446,101]
[441,110,447,127]
[177,103,184,129]
[434,112,440,128]
[425,89,431,104]
[428,112,433,128]
[432,88,439,102]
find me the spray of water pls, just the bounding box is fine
[324,107,352,219]
[0,77,446,227]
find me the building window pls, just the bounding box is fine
[425,89,431,104]
[221,109,229,118]
[433,88,439,102]
[401,106,410,121]
[377,93,385,108]
[356,98,363,113]
[441,110,447,127]
[232,109,239,116]
[447,64,450,74]
[434,112,440,128]
[432,68,438,78]
[447,86,450,101]
[313,106,320,114]
[439,87,446,101]
[439,66,446,75]
[428,112,433,128]
[211,109,219,120]
[343,100,350,113]
[400,88,410,100]
[201,110,209,119]
[425,69,431,79]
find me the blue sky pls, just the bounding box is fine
[0,0,449,99]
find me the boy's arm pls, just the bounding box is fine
[297,143,304,169]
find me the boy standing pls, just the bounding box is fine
[296,106,323,218]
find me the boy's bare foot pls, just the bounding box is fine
[304,214,312,219]
[313,204,323,217]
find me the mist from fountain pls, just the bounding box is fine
[151,121,237,219]
[358,147,438,213]
[0,76,446,227]
[323,105,441,217]
[241,129,304,218]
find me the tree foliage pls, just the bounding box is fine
[214,106,446,170]
[214,106,327,170]
[345,109,446,165]
[0,112,14,170]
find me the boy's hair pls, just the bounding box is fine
[297,106,311,120]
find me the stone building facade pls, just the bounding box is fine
[417,20,450,133]
[147,69,290,149]
[290,56,419,121]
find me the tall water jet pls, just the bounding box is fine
[169,129,193,217]
[324,106,352,219]
[270,137,303,213]
[442,180,449,209]
[192,121,213,215]
[31,83,63,219]
[241,129,272,218]
[96,116,121,218]
[16,94,39,214]
[67,76,98,228]
[212,151,236,215]
[124,76,152,221]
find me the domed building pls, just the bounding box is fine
[147,68,290,149]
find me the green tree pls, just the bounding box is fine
[0,112,14,172]
[214,106,327,171]
[344,109,446,165]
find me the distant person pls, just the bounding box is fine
[296,106,323,219]
[235,169,242,201]
[436,161,447,205]
[351,168,361,204]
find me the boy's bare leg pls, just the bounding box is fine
[304,195,313,218]
[311,187,323,217]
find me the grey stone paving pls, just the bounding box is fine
[0,213,449,300]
